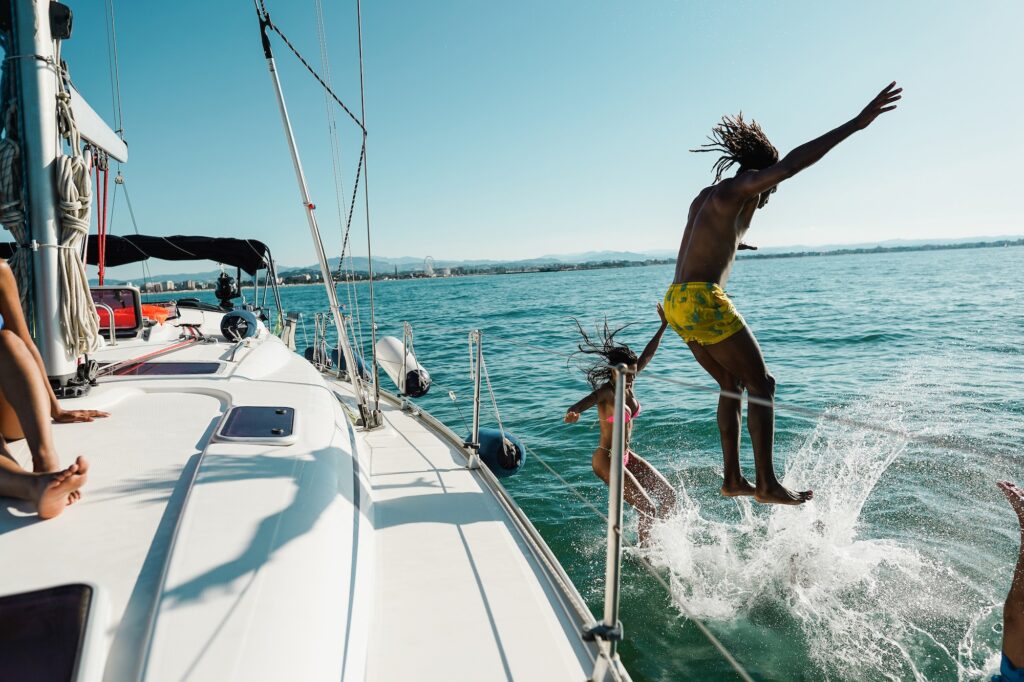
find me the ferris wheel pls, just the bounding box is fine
[423,256,435,277]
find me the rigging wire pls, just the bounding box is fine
[256,0,380,409]
[101,0,124,138]
[354,0,382,413]
[112,173,151,288]
[257,6,365,133]
[312,0,364,355]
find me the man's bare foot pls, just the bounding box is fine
[998,481,1024,528]
[754,482,813,506]
[36,456,89,520]
[721,477,756,497]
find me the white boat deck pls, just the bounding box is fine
[0,309,619,681]
[360,395,594,680]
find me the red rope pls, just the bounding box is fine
[96,164,110,285]
[97,337,201,377]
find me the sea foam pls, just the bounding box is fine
[642,361,1007,681]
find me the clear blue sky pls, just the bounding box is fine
[59,0,1022,276]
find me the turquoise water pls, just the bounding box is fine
[157,246,1023,681]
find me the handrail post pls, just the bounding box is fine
[95,303,117,346]
[586,362,627,676]
[401,321,410,395]
[465,330,482,469]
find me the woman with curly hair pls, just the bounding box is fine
[564,304,676,544]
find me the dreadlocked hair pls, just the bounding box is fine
[691,112,779,182]
[568,317,638,389]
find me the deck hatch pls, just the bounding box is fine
[219,406,295,440]
[0,583,92,681]
[108,361,222,376]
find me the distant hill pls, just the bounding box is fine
[94,234,1022,283]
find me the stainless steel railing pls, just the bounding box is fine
[95,303,117,347]
[464,329,483,470]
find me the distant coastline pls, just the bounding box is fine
[735,237,1024,261]
[121,238,1023,291]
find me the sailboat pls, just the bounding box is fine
[0,1,633,680]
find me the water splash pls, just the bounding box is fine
[643,367,1007,681]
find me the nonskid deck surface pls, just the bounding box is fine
[354,392,596,680]
[1,312,364,680]
[1,311,609,681]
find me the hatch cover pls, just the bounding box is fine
[217,406,297,444]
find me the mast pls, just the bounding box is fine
[9,0,74,380]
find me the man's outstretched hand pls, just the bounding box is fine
[855,82,902,130]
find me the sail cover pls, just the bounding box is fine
[0,235,274,275]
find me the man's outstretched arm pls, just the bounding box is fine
[722,81,902,201]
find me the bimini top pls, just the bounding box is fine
[0,234,274,276]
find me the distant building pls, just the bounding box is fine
[165,281,176,291]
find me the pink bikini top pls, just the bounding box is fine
[606,402,642,424]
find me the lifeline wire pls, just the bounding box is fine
[482,331,1011,461]
[459,329,756,678]
[524,443,754,681]
[364,319,1013,459]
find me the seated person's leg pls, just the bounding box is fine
[0,329,60,471]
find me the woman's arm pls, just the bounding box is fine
[636,303,669,373]
[564,386,609,423]
[0,262,108,422]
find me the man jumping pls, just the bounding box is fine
[663,82,901,505]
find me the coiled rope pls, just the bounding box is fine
[54,54,100,357]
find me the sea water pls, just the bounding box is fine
[153,246,1022,681]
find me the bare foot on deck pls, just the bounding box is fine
[36,456,89,519]
[721,477,756,498]
[998,481,1024,528]
[754,482,813,506]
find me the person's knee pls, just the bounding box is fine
[746,371,776,398]
[0,328,23,355]
[718,375,743,395]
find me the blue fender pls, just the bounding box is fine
[467,427,525,478]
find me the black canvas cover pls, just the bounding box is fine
[0,234,272,275]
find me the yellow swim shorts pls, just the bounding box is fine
[663,282,746,346]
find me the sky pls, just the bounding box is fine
[49,0,1024,276]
